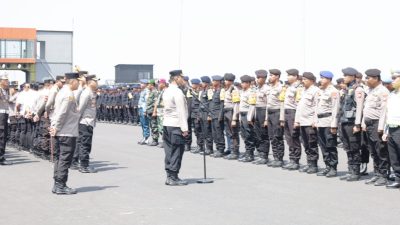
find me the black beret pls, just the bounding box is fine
[169,70,183,77]
[86,75,100,81]
[269,69,281,76]
[342,67,358,76]
[240,75,252,83]
[250,76,256,82]
[336,78,344,84]
[365,69,381,77]
[224,73,235,81]
[286,69,299,76]
[65,72,80,79]
[302,72,316,82]
[255,69,268,78]
[78,71,88,76]
[212,75,223,81]
[355,72,363,79]
[200,76,211,83]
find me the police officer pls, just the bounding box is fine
[209,75,225,158]
[362,69,390,186]
[267,69,285,167]
[189,79,204,154]
[281,69,303,170]
[383,70,400,188]
[50,72,84,194]
[153,79,167,148]
[146,79,160,146]
[222,73,241,160]
[8,81,19,148]
[235,75,257,162]
[183,76,193,152]
[77,75,99,173]
[315,71,340,177]
[247,70,269,164]
[163,70,189,186]
[339,67,365,181]
[295,72,319,174]
[0,74,11,165]
[199,76,213,155]
[121,86,130,124]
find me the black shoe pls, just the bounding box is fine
[299,165,310,173]
[252,158,268,165]
[211,152,224,158]
[365,175,379,185]
[204,150,213,155]
[239,156,254,162]
[79,166,98,173]
[374,177,388,186]
[0,159,12,166]
[267,159,277,167]
[271,160,283,168]
[317,167,330,176]
[282,161,294,170]
[224,154,239,160]
[340,173,351,180]
[148,141,159,146]
[54,186,77,195]
[306,167,318,174]
[346,174,360,182]
[286,163,300,171]
[165,177,188,186]
[386,180,400,189]
[70,162,79,170]
[326,168,337,178]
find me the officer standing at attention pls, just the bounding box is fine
[77,75,99,173]
[234,75,256,162]
[0,74,11,165]
[209,75,225,158]
[183,76,193,152]
[383,70,400,188]
[146,79,160,146]
[295,72,320,174]
[8,81,19,148]
[189,78,204,154]
[267,69,285,167]
[362,69,390,186]
[315,71,340,177]
[247,69,269,165]
[199,76,213,155]
[281,69,303,170]
[338,67,365,181]
[162,70,189,186]
[153,78,167,148]
[50,72,83,194]
[138,79,150,145]
[222,73,241,160]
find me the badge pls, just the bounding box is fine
[232,90,240,103]
[220,88,225,101]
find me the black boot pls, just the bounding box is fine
[306,161,318,174]
[70,161,79,170]
[271,159,283,168]
[299,161,311,173]
[211,151,224,158]
[286,160,300,171]
[326,166,337,178]
[317,166,330,176]
[340,166,352,181]
[148,140,159,146]
[252,153,268,165]
[386,177,400,189]
[347,165,361,182]
[224,149,239,160]
[53,182,77,195]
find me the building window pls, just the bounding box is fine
[0,39,35,59]
[36,41,45,59]
[138,72,150,79]
[0,40,5,58]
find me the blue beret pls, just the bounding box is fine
[200,76,211,83]
[212,75,223,81]
[183,76,189,81]
[342,67,358,76]
[140,79,149,84]
[190,78,201,85]
[320,71,334,79]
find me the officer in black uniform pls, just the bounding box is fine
[183,76,193,151]
[199,76,214,155]
[189,79,204,154]
[209,75,225,158]
[0,74,11,165]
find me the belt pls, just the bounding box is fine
[268,109,280,113]
[285,109,296,114]
[364,118,379,126]
[0,109,9,114]
[317,113,332,118]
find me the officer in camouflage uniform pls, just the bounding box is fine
[146,79,159,146]
[153,79,167,148]
[339,67,365,181]
[222,73,241,160]
[209,75,225,158]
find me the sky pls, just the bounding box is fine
[1,0,399,83]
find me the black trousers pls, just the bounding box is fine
[18,118,27,149]
[284,109,301,161]
[78,124,94,167]
[341,123,362,167]
[9,116,18,145]
[268,110,284,160]
[0,113,8,160]
[365,119,389,177]
[223,108,240,153]
[317,127,338,168]
[53,136,77,184]
[200,112,213,151]
[193,117,204,149]
[388,127,400,178]
[300,126,319,161]
[185,116,193,146]
[254,107,270,155]
[360,131,370,163]
[211,118,225,152]
[240,112,256,155]
[163,126,185,176]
